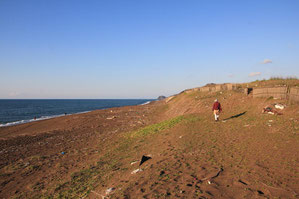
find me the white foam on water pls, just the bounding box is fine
[0,111,91,128]
[140,101,152,105]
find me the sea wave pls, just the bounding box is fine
[140,101,152,105]
[0,111,91,128]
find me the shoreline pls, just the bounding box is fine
[0,100,153,128]
[0,100,160,198]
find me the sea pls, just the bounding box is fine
[0,99,153,127]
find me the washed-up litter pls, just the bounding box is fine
[131,168,143,174]
[263,107,273,113]
[179,136,182,138]
[130,161,138,165]
[268,120,273,122]
[139,155,152,166]
[105,187,115,195]
[106,116,116,120]
[61,152,65,155]
[275,104,285,110]
[262,106,282,115]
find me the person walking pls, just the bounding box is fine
[212,99,222,121]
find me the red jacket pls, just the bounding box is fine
[212,102,222,111]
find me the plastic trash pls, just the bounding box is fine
[130,161,138,165]
[105,187,115,195]
[275,104,285,110]
[131,168,143,174]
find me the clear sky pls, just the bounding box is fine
[0,0,298,99]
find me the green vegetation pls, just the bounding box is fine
[50,159,120,199]
[269,76,298,80]
[128,115,200,138]
[38,115,200,198]
[128,116,184,138]
[247,77,299,87]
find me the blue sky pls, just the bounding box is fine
[0,0,298,99]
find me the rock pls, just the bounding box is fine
[157,96,166,100]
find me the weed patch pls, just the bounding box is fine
[128,116,185,138]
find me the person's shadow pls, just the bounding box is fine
[223,111,247,121]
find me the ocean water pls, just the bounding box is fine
[0,99,153,127]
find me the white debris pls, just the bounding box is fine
[244,124,249,127]
[131,168,143,174]
[105,187,115,195]
[130,161,138,165]
[275,104,285,110]
[106,116,116,120]
[179,136,182,138]
[268,120,273,122]
[208,180,211,184]
[268,112,274,115]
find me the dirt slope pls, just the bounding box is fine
[0,84,298,199]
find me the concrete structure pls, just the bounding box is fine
[200,87,210,92]
[253,87,288,99]
[289,87,299,103]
